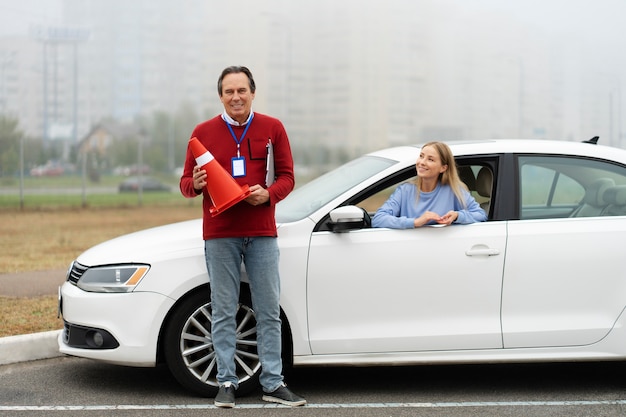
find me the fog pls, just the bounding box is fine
[0,0,625,159]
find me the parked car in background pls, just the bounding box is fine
[118,176,171,193]
[59,138,626,397]
[113,164,151,176]
[30,161,74,176]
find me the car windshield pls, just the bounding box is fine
[276,155,396,223]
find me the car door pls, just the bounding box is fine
[502,155,626,348]
[306,182,506,354]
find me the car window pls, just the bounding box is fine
[519,155,626,219]
[458,164,493,215]
[357,180,412,214]
[356,163,493,218]
[276,155,397,223]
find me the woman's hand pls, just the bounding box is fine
[436,210,458,226]
[414,210,458,227]
[414,211,442,227]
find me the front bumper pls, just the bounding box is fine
[58,281,175,367]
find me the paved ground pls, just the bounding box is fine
[0,269,67,297]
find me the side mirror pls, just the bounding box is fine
[328,206,371,232]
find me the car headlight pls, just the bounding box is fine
[76,264,150,293]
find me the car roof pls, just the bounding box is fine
[367,139,626,165]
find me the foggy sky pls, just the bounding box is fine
[0,0,624,147]
[0,0,61,35]
[1,0,624,91]
[1,0,625,54]
[450,0,626,67]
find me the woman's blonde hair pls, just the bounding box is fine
[413,141,468,209]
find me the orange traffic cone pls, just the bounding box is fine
[188,137,251,216]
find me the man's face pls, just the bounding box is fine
[220,72,255,124]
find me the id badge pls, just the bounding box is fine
[231,156,246,177]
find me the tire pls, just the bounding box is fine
[163,290,261,397]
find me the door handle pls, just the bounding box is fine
[465,247,500,256]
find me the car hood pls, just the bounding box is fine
[76,219,285,267]
[76,219,204,266]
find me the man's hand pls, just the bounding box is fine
[245,184,270,206]
[193,166,207,192]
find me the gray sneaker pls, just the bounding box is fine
[262,383,306,406]
[214,383,235,408]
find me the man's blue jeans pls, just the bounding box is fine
[204,237,284,392]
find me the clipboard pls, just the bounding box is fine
[265,139,275,187]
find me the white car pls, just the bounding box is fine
[59,138,626,396]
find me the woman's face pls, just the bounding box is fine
[416,145,448,181]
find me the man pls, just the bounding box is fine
[180,66,306,408]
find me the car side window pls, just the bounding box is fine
[519,155,626,219]
[357,179,414,216]
[458,165,493,216]
[356,163,493,218]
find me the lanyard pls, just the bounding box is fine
[225,113,254,157]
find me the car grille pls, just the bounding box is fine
[67,262,88,285]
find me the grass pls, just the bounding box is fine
[0,172,184,210]
[0,296,61,337]
[0,192,187,210]
[0,202,202,337]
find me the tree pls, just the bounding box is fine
[108,135,140,167]
[0,115,23,177]
[135,104,201,173]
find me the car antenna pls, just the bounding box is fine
[582,136,599,144]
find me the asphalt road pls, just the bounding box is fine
[2,356,626,416]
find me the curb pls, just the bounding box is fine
[0,330,63,366]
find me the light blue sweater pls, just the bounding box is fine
[372,182,487,229]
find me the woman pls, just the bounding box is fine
[372,141,487,228]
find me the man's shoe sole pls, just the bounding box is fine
[214,401,235,408]
[261,395,306,407]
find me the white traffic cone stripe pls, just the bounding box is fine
[195,151,214,167]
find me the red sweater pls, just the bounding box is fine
[180,113,295,240]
